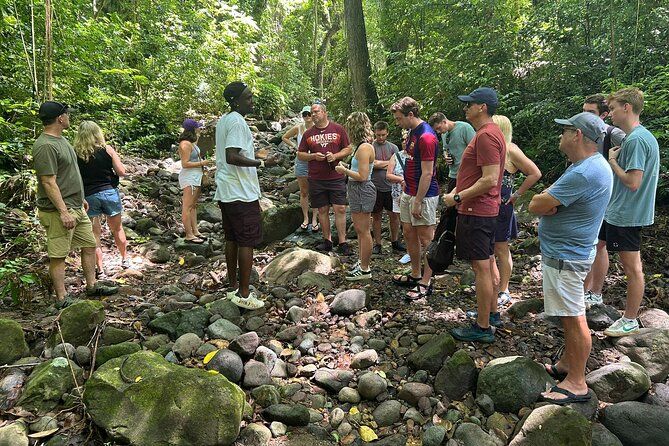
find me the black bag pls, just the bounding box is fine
[426,207,457,274]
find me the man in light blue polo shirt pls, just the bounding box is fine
[584,88,660,337]
[530,112,612,405]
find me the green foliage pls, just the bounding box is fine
[253,81,289,120]
[0,257,40,306]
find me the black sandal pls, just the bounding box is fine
[392,274,421,287]
[545,363,568,380]
[540,386,591,405]
[406,283,433,301]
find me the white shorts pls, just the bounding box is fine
[179,168,203,190]
[399,194,438,226]
[542,256,593,317]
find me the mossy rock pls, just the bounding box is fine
[58,300,105,346]
[407,333,456,374]
[84,351,245,446]
[0,318,29,365]
[101,326,136,346]
[434,349,478,400]
[148,307,210,340]
[17,358,83,414]
[260,204,303,245]
[509,404,591,445]
[96,342,142,367]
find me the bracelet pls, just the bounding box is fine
[259,160,265,168]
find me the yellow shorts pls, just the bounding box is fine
[38,208,97,258]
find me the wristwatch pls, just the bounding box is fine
[453,193,462,203]
[259,160,265,168]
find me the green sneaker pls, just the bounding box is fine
[451,323,495,343]
[86,283,119,297]
[603,317,639,337]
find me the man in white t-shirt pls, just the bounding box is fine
[215,81,277,310]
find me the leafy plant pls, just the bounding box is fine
[0,258,41,306]
[253,81,289,120]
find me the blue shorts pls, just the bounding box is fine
[295,157,309,177]
[86,188,123,218]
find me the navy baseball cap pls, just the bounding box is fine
[555,112,606,143]
[458,87,499,108]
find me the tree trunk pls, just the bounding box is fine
[343,0,378,112]
[315,13,341,98]
[44,0,53,100]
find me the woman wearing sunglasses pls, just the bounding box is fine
[282,105,319,231]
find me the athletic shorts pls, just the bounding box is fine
[399,194,438,226]
[456,214,495,261]
[86,188,123,218]
[309,178,347,208]
[348,180,376,214]
[542,256,593,317]
[373,189,394,213]
[219,200,262,248]
[598,220,642,252]
[38,208,97,259]
[495,202,518,242]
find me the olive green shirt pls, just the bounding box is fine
[33,133,84,211]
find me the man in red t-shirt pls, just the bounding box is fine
[298,102,352,253]
[443,87,507,343]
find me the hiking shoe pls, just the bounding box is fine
[86,283,118,296]
[466,310,504,327]
[338,242,351,256]
[230,291,265,310]
[392,240,406,252]
[315,239,333,252]
[452,323,495,343]
[584,290,603,309]
[121,259,131,269]
[346,268,372,281]
[604,317,639,337]
[372,244,382,255]
[399,253,411,264]
[55,294,79,310]
[497,291,512,306]
[348,260,361,275]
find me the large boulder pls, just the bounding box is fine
[148,307,210,340]
[262,248,338,285]
[0,319,29,365]
[408,333,457,374]
[591,423,623,446]
[58,300,105,346]
[96,342,142,367]
[434,349,478,400]
[477,356,554,413]
[84,350,245,446]
[261,204,303,245]
[614,328,669,382]
[601,401,669,446]
[638,309,669,329]
[585,361,651,403]
[297,271,333,291]
[17,358,83,414]
[330,289,367,315]
[197,202,222,223]
[509,404,591,445]
[453,423,500,446]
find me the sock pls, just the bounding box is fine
[622,316,636,323]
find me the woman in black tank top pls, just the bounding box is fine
[74,121,129,274]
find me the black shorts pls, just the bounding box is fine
[219,200,262,247]
[598,220,642,252]
[309,178,347,208]
[373,189,394,213]
[456,214,496,261]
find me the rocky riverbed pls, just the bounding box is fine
[1,117,669,445]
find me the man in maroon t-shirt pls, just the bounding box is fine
[443,87,507,343]
[298,102,352,253]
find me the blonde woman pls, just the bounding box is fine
[491,115,542,305]
[282,106,319,231]
[74,121,129,273]
[335,112,376,280]
[178,119,214,244]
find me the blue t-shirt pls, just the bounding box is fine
[539,153,613,260]
[604,125,660,227]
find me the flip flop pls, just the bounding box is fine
[194,234,208,240]
[185,237,205,244]
[406,283,432,301]
[540,386,591,405]
[300,222,310,230]
[312,223,320,232]
[392,274,421,287]
[545,363,568,380]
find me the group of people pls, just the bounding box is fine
[33,82,659,405]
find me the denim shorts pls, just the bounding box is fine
[86,188,123,217]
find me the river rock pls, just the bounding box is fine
[175,237,213,257]
[101,326,135,346]
[643,383,669,408]
[614,328,669,382]
[351,349,378,369]
[373,400,403,427]
[243,360,272,388]
[207,318,243,340]
[638,308,669,329]
[454,423,501,446]
[601,401,669,446]
[205,349,243,383]
[507,298,544,319]
[197,202,222,223]
[148,307,210,340]
[229,332,260,357]
[0,420,28,446]
[263,248,338,285]
[357,371,387,400]
[206,299,242,325]
[434,349,477,400]
[260,205,303,244]
[398,382,433,406]
[251,385,281,408]
[237,423,271,446]
[96,341,141,367]
[172,333,203,359]
[52,342,76,360]
[297,271,333,291]
[591,423,623,446]
[338,387,361,403]
[586,304,621,330]
[477,355,554,413]
[585,361,651,403]
[408,333,456,374]
[330,289,367,315]
[262,403,310,426]
[17,357,83,414]
[0,319,29,365]
[312,368,354,393]
[58,300,105,346]
[85,351,245,446]
[509,404,591,445]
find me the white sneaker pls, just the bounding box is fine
[584,291,603,309]
[230,291,265,310]
[348,260,361,275]
[604,317,639,337]
[346,268,372,281]
[399,253,411,264]
[497,291,512,306]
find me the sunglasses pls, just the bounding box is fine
[463,101,483,109]
[302,111,312,117]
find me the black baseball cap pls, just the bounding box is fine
[458,87,499,108]
[223,82,249,104]
[38,101,75,120]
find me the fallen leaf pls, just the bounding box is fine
[316,292,325,303]
[203,349,219,365]
[134,376,142,383]
[349,406,359,415]
[179,257,185,266]
[28,428,59,438]
[359,426,378,442]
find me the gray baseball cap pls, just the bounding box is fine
[554,112,606,143]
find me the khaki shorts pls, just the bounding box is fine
[399,193,438,226]
[542,256,593,317]
[38,208,97,258]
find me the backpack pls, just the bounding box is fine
[426,207,457,274]
[602,125,614,159]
